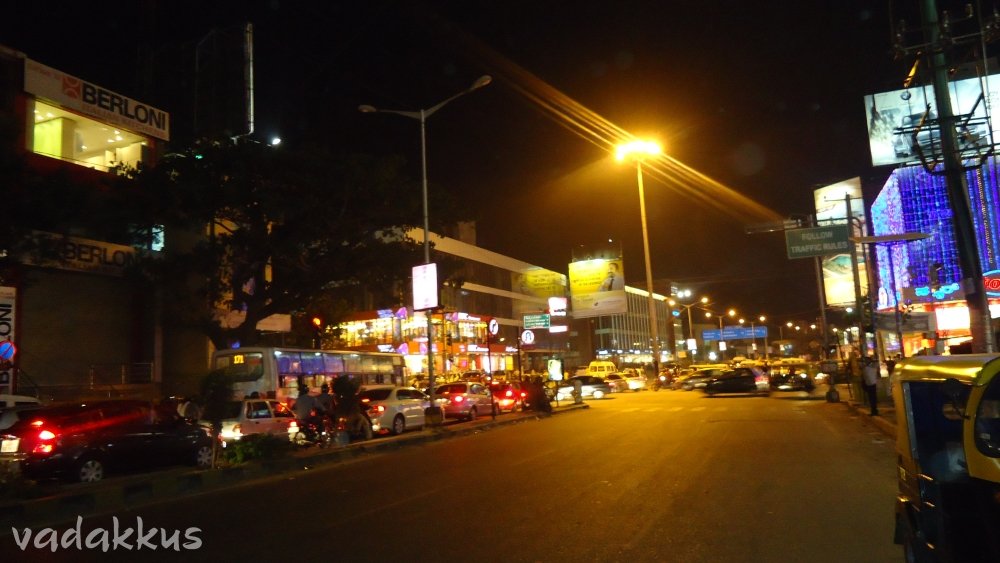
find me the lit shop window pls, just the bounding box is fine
[30,100,148,172]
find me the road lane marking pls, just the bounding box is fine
[690,406,707,412]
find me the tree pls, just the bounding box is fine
[122,137,464,349]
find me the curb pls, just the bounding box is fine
[838,399,897,439]
[0,403,588,531]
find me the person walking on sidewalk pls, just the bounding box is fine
[862,357,880,416]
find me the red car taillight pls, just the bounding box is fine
[371,405,386,414]
[505,390,513,398]
[32,428,59,455]
[452,395,465,403]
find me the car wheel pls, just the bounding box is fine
[682,383,692,391]
[467,407,477,421]
[77,457,105,483]
[593,390,606,399]
[391,415,405,435]
[195,445,213,468]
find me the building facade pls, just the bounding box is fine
[0,46,169,399]
[871,156,1000,356]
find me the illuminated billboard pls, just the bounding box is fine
[863,75,996,167]
[813,178,868,307]
[568,258,627,318]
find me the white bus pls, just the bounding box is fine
[210,347,405,404]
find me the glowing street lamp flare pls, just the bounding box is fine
[615,140,662,161]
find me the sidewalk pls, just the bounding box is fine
[830,383,897,439]
[0,402,589,531]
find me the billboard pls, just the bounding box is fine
[511,267,566,319]
[814,178,869,307]
[569,258,627,318]
[863,75,996,167]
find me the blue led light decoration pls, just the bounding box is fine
[872,156,1000,307]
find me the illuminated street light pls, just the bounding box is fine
[670,293,709,359]
[616,138,664,374]
[359,75,492,416]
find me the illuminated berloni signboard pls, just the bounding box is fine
[24,59,170,141]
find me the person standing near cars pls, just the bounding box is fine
[862,358,880,416]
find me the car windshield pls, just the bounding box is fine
[436,384,468,394]
[359,389,392,401]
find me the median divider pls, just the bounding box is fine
[1,402,588,532]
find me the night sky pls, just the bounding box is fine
[3,1,952,325]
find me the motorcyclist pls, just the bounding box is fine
[293,385,324,439]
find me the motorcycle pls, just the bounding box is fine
[653,373,672,391]
[290,414,334,448]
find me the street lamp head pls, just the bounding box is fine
[358,104,377,113]
[615,139,663,162]
[471,75,493,90]
[701,297,709,304]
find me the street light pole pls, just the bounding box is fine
[616,140,663,376]
[360,75,492,419]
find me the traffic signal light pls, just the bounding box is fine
[311,316,323,348]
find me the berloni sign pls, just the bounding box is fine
[785,225,851,259]
[25,232,139,277]
[24,59,170,141]
[0,286,15,392]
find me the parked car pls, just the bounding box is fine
[677,368,726,391]
[359,385,429,435]
[200,398,295,443]
[490,382,526,413]
[432,382,497,421]
[555,376,611,400]
[586,361,618,378]
[0,400,213,482]
[703,368,769,396]
[619,368,648,391]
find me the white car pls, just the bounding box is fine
[619,368,648,391]
[0,394,40,409]
[200,399,295,443]
[359,385,430,435]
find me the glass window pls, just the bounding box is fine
[269,401,293,418]
[323,353,345,374]
[247,401,271,419]
[300,353,325,375]
[976,378,1000,457]
[31,100,148,172]
[359,389,392,401]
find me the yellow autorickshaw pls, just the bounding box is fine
[892,354,1000,562]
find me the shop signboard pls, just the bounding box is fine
[24,59,170,141]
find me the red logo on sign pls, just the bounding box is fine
[62,75,81,99]
[985,275,1000,291]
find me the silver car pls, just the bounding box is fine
[359,385,430,435]
[432,382,497,421]
[555,376,611,400]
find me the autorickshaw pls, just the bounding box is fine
[892,354,1000,562]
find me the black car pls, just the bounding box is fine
[703,368,768,396]
[0,400,213,482]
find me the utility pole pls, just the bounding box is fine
[918,0,995,352]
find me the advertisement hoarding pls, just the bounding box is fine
[813,178,869,307]
[412,263,439,311]
[863,75,996,168]
[568,258,627,318]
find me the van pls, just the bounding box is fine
[586,361,618,377]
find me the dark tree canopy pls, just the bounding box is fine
[124,137,441,349]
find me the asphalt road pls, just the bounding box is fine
[3,388,900,562]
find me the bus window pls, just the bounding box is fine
[323,353,345,375]
[301,353,325,375]
[214,352,264,380]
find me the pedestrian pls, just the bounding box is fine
[862,358,880,416]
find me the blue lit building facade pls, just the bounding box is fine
[871,157,1000,355]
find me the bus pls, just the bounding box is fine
[210,347,406,404]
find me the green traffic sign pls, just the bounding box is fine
[785,225,851,259]
[523,313,551,329]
